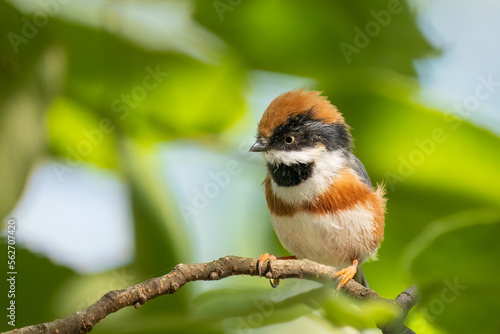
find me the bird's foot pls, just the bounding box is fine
[257,253,276,277]
[257,253,296,288]
[334,259,359,290]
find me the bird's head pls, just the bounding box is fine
[250,88,352,162]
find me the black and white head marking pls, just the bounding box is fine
[265,107,351,154]
[260,108,352,189]
[266,161,315,187]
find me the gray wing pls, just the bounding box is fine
[347,152,373,189]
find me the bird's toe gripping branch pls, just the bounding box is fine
[334,259,359,290]
[257,253,276,276]
[258,253,298,288]
[257,253,280,287]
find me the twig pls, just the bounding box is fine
[3,255,418,334]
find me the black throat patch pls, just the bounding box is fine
[267,162,315,187]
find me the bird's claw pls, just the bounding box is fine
[270,278,280,288]
[334,259,359,290]
[257,253,280,288]
[257,253,276,277]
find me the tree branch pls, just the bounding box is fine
[3,255,418,334]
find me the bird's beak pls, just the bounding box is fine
[249,140,269,152]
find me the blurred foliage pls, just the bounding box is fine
[404,210,500,334]
[323,293,400,329]
[0,248,76,329]
[0,3,58,218]
[1,0,499,333]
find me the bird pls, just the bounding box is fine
[249,89,386,289]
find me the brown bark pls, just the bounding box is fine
[3,256,418,334]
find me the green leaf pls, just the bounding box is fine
[323,293,399,329]
[0,1,64,216]
[192,284,333,329]
[403,209,500,333]
[46,96,118,169]
[194,0,432,78]
[0,247,75,331]
[0,81,47,218]
[39,17,245,161]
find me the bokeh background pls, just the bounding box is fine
[1,1,500,333]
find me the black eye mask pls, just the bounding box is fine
[269,108,352,152]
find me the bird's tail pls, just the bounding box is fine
[354,266,369,288]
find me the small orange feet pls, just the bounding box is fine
[257,253,276,276]
[257,254,296,288]
[334,259,359,290]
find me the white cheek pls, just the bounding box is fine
[269,150,346,204]
[262,147,320,166]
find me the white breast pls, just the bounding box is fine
[270,204,377,268]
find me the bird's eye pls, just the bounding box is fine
[285,136,295,144]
